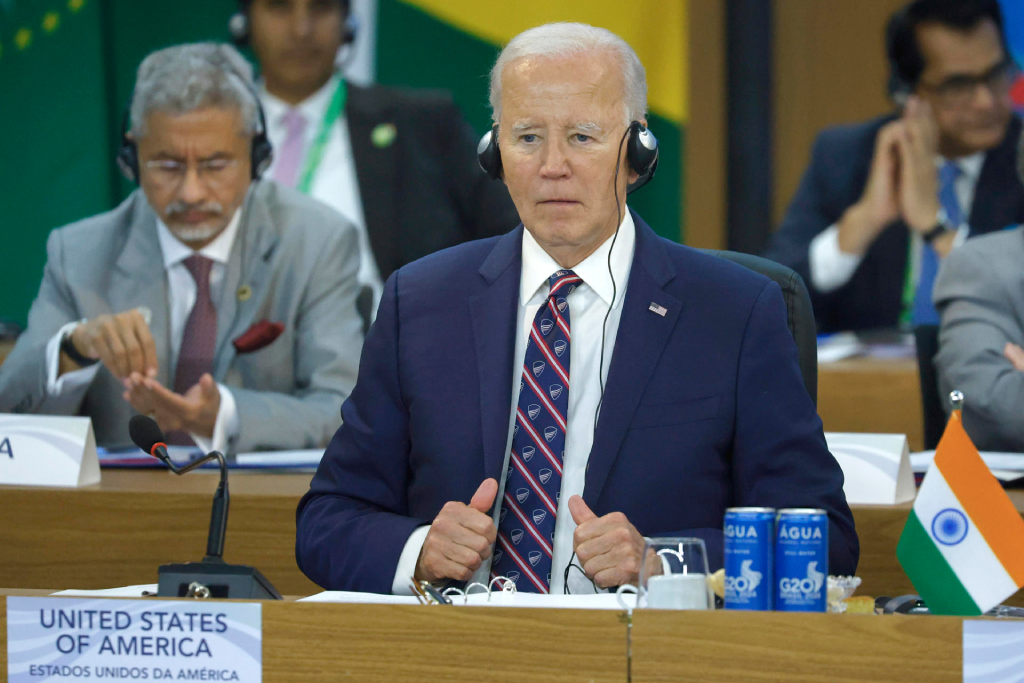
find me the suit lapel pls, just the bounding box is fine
[469,228,523,485]
[213,185,280,378]
[969,117,1024,234]
[111,193,172,386]
[583,213,681,507]
[347,84,401,280]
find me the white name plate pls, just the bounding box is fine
[825,432,915,505]
[964,620,1024,681]
[0,414,100,487]
[6,596,262,682]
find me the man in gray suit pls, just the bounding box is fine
[934,221,1024,451]
[0,43,363,453]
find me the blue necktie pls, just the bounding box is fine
[490,270,580,593]
[911,161,962,325]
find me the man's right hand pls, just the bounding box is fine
[414,478,498,584]
[837,120,904,256]
[63,310,158,380]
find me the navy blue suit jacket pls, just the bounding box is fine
[297,212,859,592]
[764,115,1024,333]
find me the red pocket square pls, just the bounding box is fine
[233,320,285,354]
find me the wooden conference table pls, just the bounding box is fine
[2,469,1022,606]
[0,587,968,683]
[818,356,924,452]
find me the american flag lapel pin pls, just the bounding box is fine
[649,302,668,317]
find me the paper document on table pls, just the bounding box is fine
[298,591,422,605]
[300,590,635,610]
[911,450,1024,483]
[51,584,158,598]
[234,450,323,468]
[817,332,864,364]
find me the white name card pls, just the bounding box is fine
[825,432,915,505]
[6,596,262,682]
[0,414,100,487]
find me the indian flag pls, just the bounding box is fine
[896,411,1024,615]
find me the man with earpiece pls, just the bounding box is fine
[765,0,1024,333]
[296,23,858,595]
[0,43,365,453]
[233,0,520,318]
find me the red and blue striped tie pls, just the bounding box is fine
[491,269,581,593]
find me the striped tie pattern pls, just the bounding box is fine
[491,270,581,593]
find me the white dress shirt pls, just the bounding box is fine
[808,151,984,293]
[259,75,384,312]
[45,211,243,454]
[391,210,637,595]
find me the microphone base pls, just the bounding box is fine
[157,561,283,600]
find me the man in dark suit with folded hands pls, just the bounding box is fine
[0,43,364,453]
[297,23,858,594]
[764,0,1024,333]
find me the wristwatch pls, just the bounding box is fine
[60,324,98,367]
[922,207,956,244]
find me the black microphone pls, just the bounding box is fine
[128,415,281,600]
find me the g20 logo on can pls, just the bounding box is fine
[778,561,825,597]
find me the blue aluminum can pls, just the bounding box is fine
[774,508,828,612]
[724,507,775,610]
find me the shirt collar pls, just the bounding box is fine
[259,73,341,128]
[520,209,636,308]
[155,208,242,270]
[937,150,985,182]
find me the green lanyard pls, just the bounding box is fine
[296,78,347,195]
[899,239,915,327]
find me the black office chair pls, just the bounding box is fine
[914,324,945,450]
[700,250,818,406]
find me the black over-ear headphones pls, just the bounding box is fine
[477,120,660,194]
[228,0,357,48]
[117,70,274,184]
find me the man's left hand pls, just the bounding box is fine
[569,495,646,589]
[123,373,220,438]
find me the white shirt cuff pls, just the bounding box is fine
[190,383,238,454]
[809,224,864,293]
[391,525,431,595]
[46,322,100,396]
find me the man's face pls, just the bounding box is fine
[248,0,344,97]
[914,19,1013,156]
[136,107,252,246]
[498,51,638,267]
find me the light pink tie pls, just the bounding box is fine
[273,109,307,188]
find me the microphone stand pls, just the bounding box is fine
[153,449,281,600]
[156,450,229,562]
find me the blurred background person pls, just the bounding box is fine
[933,134,1024,451]
[232,0,521,317]
[765,0,1024,334]
[0,43,364,453]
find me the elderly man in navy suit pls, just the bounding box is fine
[296,22,858,594]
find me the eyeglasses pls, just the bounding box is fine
[143,158,241,189]
[918,59,1020,109]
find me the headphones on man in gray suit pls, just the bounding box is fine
[116,56,274,184]
[476,120,660,194]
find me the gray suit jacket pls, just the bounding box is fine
[934,227,1024,451]
[0,182,364,451]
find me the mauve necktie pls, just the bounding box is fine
[490,269,581,593]
[273,109,307,188]
[166,254,216,446]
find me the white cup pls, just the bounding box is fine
[646,573,709,610]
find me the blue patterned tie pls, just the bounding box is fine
[912,161,962,325]
[490,270,581,593]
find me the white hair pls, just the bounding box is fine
[130,42,260,137]
[488,22,647,125]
